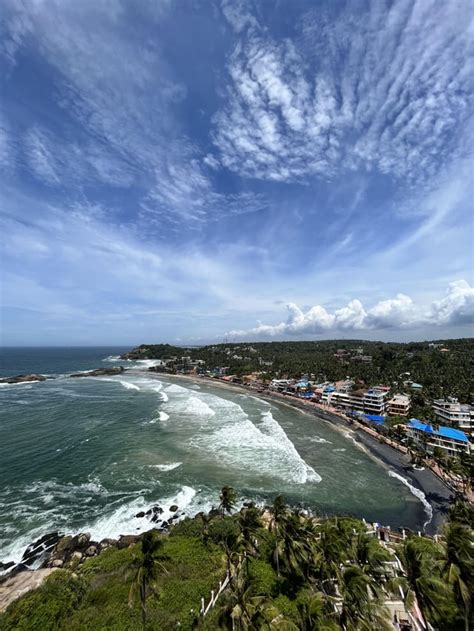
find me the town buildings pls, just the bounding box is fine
[406,419,470,459]
[432,397,474,433]
[387,394,411,417]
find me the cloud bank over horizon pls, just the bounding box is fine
[228,281,474,339]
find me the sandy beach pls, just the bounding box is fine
[154,371,454,534]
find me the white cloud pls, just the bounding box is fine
[430,280,474,326]
[1,1,266,222]
[214,0,472,183]
[228,281,474,337]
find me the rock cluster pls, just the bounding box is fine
[0,374,47,384]
[1,502,184,578]
[69,367,125,378]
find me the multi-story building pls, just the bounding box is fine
[432,398,473,433]
[362,388,388,415]
[406,419,470,459]
[387,394,411,417]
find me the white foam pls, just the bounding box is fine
[159,411,170,421]
[149,462,181,472]
[388,471,433,528]
[136,359,164,368]
[333,448,346,452]
[87,485,197,541]
[307,436,331,444]
[164,383,189,394]
[0,380,41,388]
[119,381,140,391]
[102,355,121,362]
[258,410,321,483]
[160,392,169,402]
[248,395,270,405]
[161,387,321,485]
[184,396,215,417]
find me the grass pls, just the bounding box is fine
[0,533,225,631]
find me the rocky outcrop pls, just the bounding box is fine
[69,367,125,378]
[20,532,61,569]
[0,374,47,385]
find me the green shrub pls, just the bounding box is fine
[1,570,87,631]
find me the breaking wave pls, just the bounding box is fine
[161,389,321,485]
[388,471,433,528]
[149,462,182,472]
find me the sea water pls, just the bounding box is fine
[0,347,428,566]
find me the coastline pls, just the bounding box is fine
[155,371,453,534]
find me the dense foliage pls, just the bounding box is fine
[125,338,474,407]
[2,496,472,630]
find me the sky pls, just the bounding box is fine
[0,0,473,346]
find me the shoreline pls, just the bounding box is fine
[155,371,453,534]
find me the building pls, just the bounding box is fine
[387,394,411,417]
[403,380,423,391]
[270,379,293,392]
[406,419,470,458]
[362,388,388,415]
[432,398,474,433]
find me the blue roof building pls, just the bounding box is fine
[407,418,470,458]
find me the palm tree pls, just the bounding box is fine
[339,565,391,631]
[297,589,339,630]
[197,511,214,544]
[401,535,449,625]
[269,495,288,577]
[353,533,391,582]
[219,485,237,517]
[238,507,262,568]
[441,521,474,631]
[129,530,169,630]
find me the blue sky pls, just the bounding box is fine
[1,0,473,346]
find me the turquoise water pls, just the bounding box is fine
[0,348,428,565]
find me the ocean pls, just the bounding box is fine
[0,347,429,567]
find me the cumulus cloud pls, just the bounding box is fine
[213,0,472,183]
[228,281,474,338]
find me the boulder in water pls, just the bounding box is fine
[0,374,47,384]
[70,367,125,378]
[135,511,146,518]
[169,505,179,512]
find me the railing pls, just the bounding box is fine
[200,570,231,617]
[199,553,246,618]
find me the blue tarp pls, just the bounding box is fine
[364,414,385,425]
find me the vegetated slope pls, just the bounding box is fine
[1,500,472,631]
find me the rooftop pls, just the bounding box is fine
[407,419,469,443]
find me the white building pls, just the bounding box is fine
[432,398,473,433]
[406,419,470,459]
[387,394,411,417]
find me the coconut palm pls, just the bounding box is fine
[339,565,391,631]
[297,589,339,630]
[219,485,237,517]
[269,495,288,577]
[353,533,391,582]
[401,535,449,624]
[441,521,474,631]
[238,507,262,569]
[128,531,169,631]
